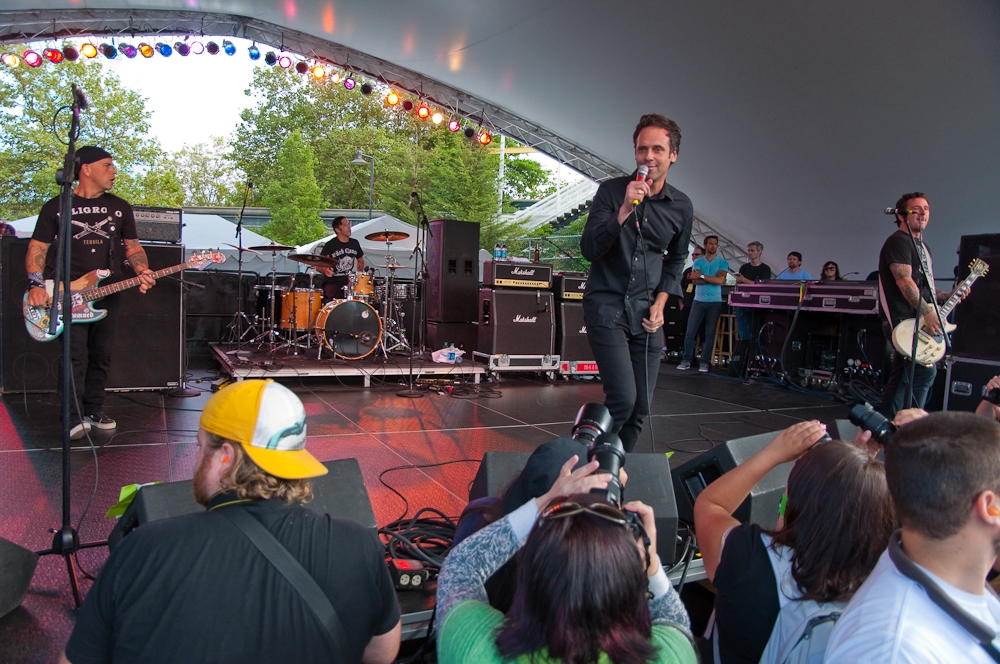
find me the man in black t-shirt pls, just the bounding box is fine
[60,379,401,664]
[735,241,771,340]
[318,216,365,301]
[25,146,156,439]
[877,192,963,418]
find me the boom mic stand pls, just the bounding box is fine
[397,192,430,398]
[224,178,255,351]
[34,85,107,608]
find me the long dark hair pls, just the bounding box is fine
[821,262,841,280]
[495,494,658,664]
[767,441,893,603]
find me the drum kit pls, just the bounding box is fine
[238,230,417,361]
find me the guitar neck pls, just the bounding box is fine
[81,263,191,303]
[937,272,979,319]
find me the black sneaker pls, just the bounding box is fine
[84,412,117,430]
[70,421,92,440]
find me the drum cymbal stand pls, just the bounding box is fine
[223,179,258,350]
[250,248,282,354]
[276,276,302,356]
[377,263,410,358]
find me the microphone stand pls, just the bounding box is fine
[34,87,107,608]
[397,193,429,399]
[224,178,254,351]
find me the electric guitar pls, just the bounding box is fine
[23,250,226,342]
[891,258,989,367]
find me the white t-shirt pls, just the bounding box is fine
[825,549,1000,663]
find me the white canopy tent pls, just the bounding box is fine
[297,215,422,281]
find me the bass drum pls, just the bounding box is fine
[315,300,382,360]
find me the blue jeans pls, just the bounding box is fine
[735,307,754,341]
[880,324,937,418]
[683,301,722,365]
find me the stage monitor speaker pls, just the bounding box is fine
[426,321,477,354]
[184,270,258,355]
[0,537,38,619]
[469,450,679,561]
[108,458,376,551]
[478,288,555,356]
[0,238,183,393]
[671,430,789,531]
[954,233,1000,360]
[556,302,593,362]
[728,339,752,378]
[426,219,479,323]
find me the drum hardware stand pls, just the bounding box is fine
[248,244,293,354]
[410,191,433,355]
[167,273,204,397]
[223,178,257,350]
[377,262,411,357]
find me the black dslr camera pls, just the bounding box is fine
[849,402,896,446]
[572,404,646,541]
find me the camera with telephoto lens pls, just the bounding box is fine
[849,402,896,446]
[572,404,646,541]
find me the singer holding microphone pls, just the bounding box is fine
[581,114,693,452]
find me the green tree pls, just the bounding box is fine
[0,44,161,218]
[168,137,243,206]
[258,130,327,246]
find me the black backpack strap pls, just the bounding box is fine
[888,530,1000,663]
[219,506,348,655]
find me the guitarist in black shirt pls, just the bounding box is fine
[24,146,157,439]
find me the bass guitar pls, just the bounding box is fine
[891,258,989,367]
[23,250,226,342]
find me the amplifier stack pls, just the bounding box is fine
[426,219,479,354]
[553,273,596,375]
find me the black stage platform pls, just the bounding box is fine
[0,360,850,663]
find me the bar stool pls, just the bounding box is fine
[712,313,736,367]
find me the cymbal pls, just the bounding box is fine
[375,263,408,270]
[364,230,410,242]
[223,243,262,255]
[288,253,338,268]
[248,243,295,252]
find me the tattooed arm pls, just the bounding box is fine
[889,262,941,334]
[25,240,51,306]
[124,238,156,293]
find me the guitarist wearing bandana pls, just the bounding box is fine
[24,146,157,439]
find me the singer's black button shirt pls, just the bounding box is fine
[581,172,694,335]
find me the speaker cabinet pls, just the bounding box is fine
[108,458,377,551]
[0,238,183,393]
[478,288,554,356]
[954,233,1000,360]
[426,321,478,354]
[470,449,679,561]
[0,537,38,619]
[671,431,789,531]
[426,219,479,323]
[184,270,258,355]
[556,302,593,362]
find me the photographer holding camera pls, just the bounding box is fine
[436,452,695,664]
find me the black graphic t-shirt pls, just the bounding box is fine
[319,237,364,289]
[32,193,139,282]
[739,263,772,283]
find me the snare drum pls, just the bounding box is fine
[315,300,382,360]
[279,289,323,330]
[352,273,374,297]
[393,283,417,301]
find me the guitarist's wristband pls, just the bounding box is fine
[27,272,44,289]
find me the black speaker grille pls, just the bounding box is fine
[556,302,593,362]
[427,219,480,322]
[478,288,554,355]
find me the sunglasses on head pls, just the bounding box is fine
[540,501,629,526]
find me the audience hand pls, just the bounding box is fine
[977,376,1000,422]
[852,430,879,458]
[893,408,929,428]
[623,500,659,577]
[763,420,827,465]
[534,456,609,512]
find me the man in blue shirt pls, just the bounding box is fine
[775,252,813,280]
[678,236,728,372]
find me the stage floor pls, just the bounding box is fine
[0,360,850,663]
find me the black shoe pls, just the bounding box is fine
[84,412,117,430]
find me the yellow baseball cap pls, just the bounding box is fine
[199,379,327,480]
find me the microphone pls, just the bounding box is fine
[71,83,89,110]
[987,388,1000,405]
[631,165,648,206]
[407,185,417,209]
[884,207,914,215]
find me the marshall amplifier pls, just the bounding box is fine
[483,260,553,289]
[553,272,588,300]
[557,302,593,362]
[729,281,879,315]
[133,206,183,244]
[478,288,555,355]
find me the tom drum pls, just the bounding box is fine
[279,289,323,330]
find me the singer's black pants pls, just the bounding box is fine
[587,322,664,453]
[58,295,121,419]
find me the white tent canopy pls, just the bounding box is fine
[297,215,422,281]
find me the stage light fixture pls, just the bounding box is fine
[264,51,277,66]
[174,42,190,56]
[386,91,400,106]
[416,104,430,119]
[23,50,42,67]
[156,43,173,57]
[62,46,80,61]
[402,100,413,112]
[360,82,373,96]
[43,48,64,64]
[478,130,493,145]
[2,53,20,68]
[118,44,137,59]
[331,71,342,83]
[206,41,220,55]
[191,41,205,55]
[311,64,326,79]
[139,43,154,58]
[463,127,476,139]
[343,75,356,90]
[278,55,292,69]
[448,119,461,132]
[248,45,260,60]
[223,40,236,56]
[431,112,444,124]
[295,61,309,74]
[99,43,117,59]
[81,43,98,59]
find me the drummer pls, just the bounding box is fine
[318,216,365,302]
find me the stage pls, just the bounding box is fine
[0,360,851,663]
